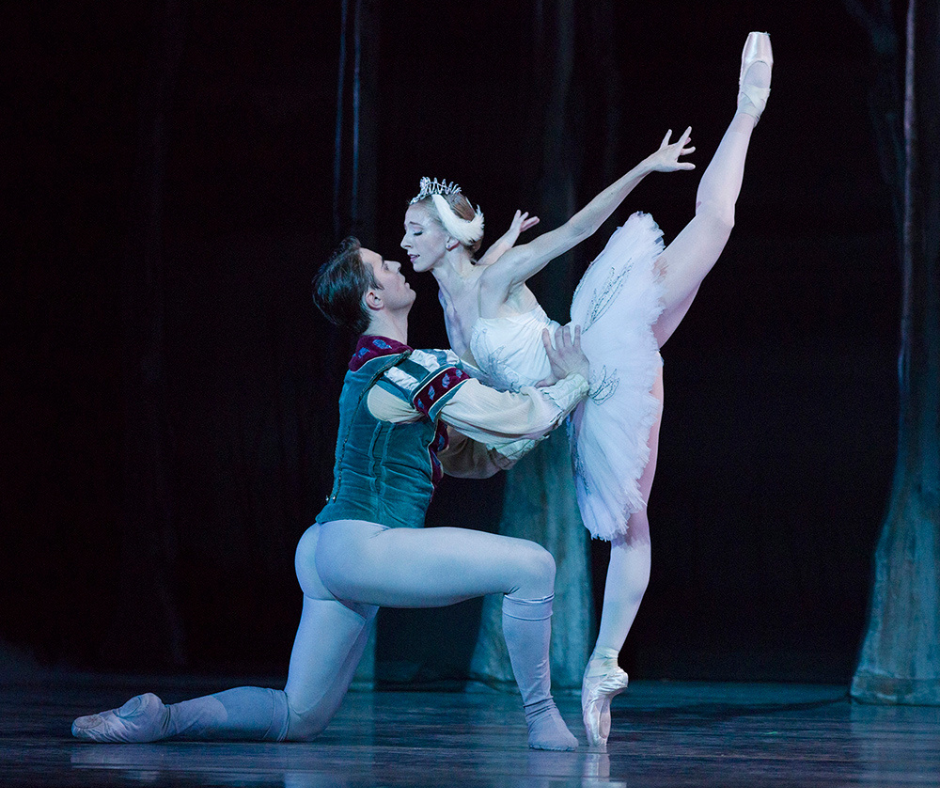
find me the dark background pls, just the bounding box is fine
[2,2,900,684]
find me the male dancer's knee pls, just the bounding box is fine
[511,541,556,598]
[283,703,331,742]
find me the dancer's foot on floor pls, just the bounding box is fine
[582,656,629,752]
[524,698,579,751]
[72,693,169,743]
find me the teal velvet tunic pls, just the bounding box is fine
[316,336,469,529]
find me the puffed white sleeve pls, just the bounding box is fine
[437,373,589,447]
[365,347,588,473]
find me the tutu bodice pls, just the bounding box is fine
[469,306,560,392]
[467,211,666,540]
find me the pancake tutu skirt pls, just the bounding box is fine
[568,211,665,540]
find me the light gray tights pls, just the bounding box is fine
[72,519,576,749]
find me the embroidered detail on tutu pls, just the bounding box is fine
[485,353,525,392]
[567,419,589,496]
[472,327,525,392]
[589,365,620,405]
[576,260,634,332]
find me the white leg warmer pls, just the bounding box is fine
[502,593,578,751]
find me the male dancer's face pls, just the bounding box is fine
[361,248,416,313]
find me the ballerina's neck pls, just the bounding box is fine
[437,285,480,357]
[432,258,483,312]
[434,248,479,284]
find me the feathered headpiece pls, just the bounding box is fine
[410,177,484,247]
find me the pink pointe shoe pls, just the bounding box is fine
[738,31,773,124]
[581,665,629,752]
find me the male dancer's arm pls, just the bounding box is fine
[436,427,542,479]
[369,324,588,477]
[435,323,589,475]
[436,429,517,479]
[368,369,588,479]
[438,373,586,442]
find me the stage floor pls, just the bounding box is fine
[2,674,938,787]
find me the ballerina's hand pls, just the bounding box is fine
[515,210,540,235]
[478,210,541,267]
[647,127,696,172]
[505,210,540,247]
[538,324,589,386]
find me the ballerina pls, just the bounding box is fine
[400,32,772,751]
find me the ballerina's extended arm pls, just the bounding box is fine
[478,128,695,311]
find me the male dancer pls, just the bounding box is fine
[72,237,590,750]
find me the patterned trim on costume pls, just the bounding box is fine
[349,335,413,371]
[576,261,633,333]
[380,348,467,406]
[588,364,620,404]
[412,367,470,421]
[410,348,463,372]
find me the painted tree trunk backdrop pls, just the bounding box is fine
[851,0,940,705]
[469,0,607,691]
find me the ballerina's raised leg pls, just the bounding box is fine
[581,31,773,752]
[653,30,772,344]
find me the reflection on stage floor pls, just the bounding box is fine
[2,674,938,786]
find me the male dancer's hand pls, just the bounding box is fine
[539,324,589,385]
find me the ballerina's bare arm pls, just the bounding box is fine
[479,128,695,304]
[476,210,541,267]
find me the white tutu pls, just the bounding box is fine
[469,211,665,540]
[568,211,665,539]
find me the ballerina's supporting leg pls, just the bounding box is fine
[593,367,661,657]
[595,522,653,659]
[580,34,773,750]
[581,522,651,751]
[581,369,662,751]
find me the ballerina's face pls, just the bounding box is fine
[401,203,449,273]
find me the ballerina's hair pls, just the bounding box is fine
[409,177,485,254]
[312,236,379,336]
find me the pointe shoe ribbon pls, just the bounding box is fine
[738,31,773,123]
[581,666,629,752]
